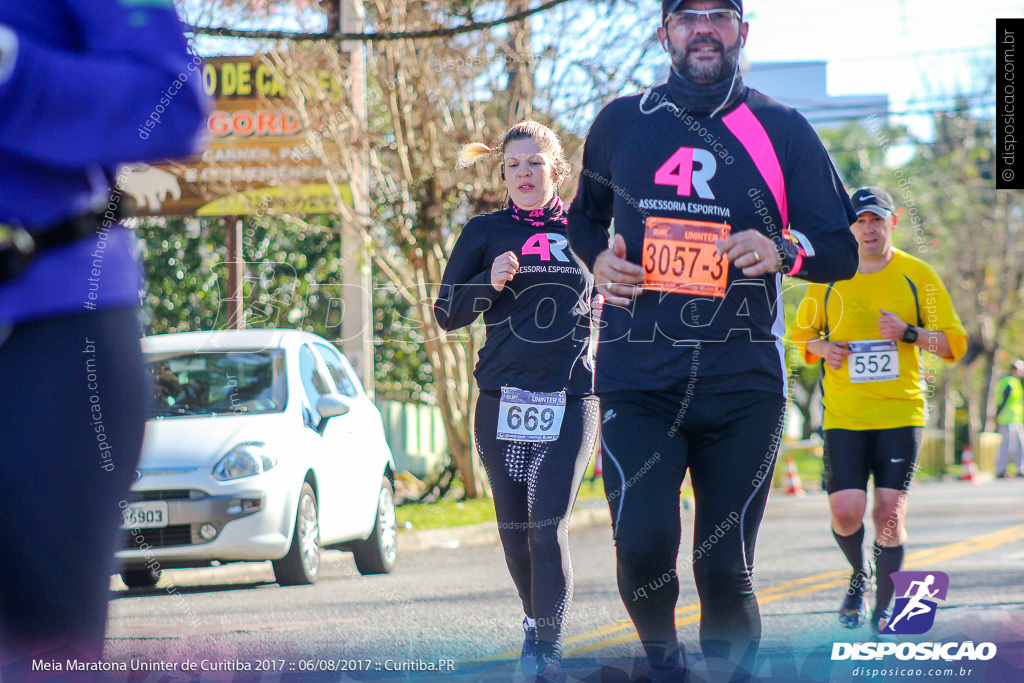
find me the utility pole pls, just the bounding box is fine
[327,0,374,397]
[226,216,244,328]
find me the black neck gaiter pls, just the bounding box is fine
[666,66,746,116]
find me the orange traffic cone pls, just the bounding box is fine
[961,446,979,484]
[784,456,806,496]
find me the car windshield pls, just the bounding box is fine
[148,350,287,418]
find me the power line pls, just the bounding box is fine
[191,0,572,42]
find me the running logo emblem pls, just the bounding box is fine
[883,571,949,635]
[522,233,570,262]
[654,147,717,199]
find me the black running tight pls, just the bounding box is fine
[599,389,787,671]
[474,391,600,646]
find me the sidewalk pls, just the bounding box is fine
[399,498,611,552]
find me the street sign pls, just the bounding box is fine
[123,56,350,217]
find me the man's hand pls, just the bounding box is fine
[118,163,182,211]
[593,234,645,306]
[820,340,851,370]
[490,251,519,292]
[716,229,782,277]
[878,309,909,341]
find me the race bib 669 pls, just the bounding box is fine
[497,387,566,442]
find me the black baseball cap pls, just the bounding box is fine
[662,0,743,24]
[850,186,896,217]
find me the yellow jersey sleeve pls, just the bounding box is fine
[917,262,967,363]
[790,283,828,365]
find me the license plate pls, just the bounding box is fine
[121,501,169,529]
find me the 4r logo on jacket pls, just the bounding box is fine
[655,147,717,199]
[522,233,570,262]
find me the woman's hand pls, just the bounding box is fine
[490,251,519,292]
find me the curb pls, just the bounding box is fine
[398,504,611,553]
[395,483,830,554]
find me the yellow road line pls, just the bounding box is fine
[903,523,1024,567]
[565,523,1024,657]
[566,612,701,656]
[474,522,1024,664]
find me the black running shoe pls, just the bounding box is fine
[520,617,537,677]
[838,573,867,628]
[536,640,562,679]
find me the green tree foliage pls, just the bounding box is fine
[802,97,1024,451]
[139,216,340,334]
[901,98,1024,441]
[373,283,435,403]
[137,219,225,334]
[137,215,433,403]
[820,120,897,190]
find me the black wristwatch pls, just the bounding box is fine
[772,236,801,276]
[901,325,918,344]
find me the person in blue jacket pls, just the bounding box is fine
[0,0,206,672]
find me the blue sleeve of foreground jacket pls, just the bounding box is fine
[0,0,207,168]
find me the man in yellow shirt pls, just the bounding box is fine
[791,186,966,633]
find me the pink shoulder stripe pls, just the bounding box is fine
[722,103,788,229]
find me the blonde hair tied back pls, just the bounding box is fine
[455,120,570,181]
[456,142,496,171]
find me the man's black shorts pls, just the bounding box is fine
[822,427,923,493]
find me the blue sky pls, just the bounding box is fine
[742,0,1015,136]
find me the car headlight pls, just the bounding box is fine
[212,443,276,481]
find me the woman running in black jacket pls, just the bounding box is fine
[434,120,599,678]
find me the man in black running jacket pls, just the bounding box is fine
[568,0,858,680]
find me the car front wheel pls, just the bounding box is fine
[272,482,320,586]
[121,567,161,589]
[352,477,397,575]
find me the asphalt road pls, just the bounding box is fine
[98,479,1024,682]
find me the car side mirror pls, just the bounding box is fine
[316,394,351,420]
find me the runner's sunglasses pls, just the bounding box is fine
[665,9,740,29]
